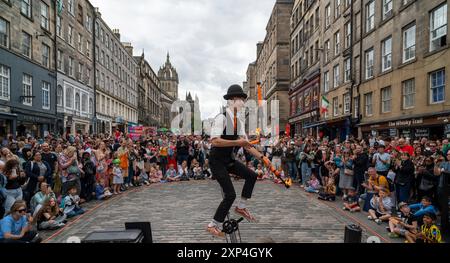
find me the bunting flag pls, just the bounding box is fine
[320,96,330,114]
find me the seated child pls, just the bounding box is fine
[139,167,150,185]
[62,186,85,218]
[388,202,418,239]
[193,162,205,180]
[165,163,180,182]
[368,188,394,224]
[273,166,285,184]
[405,212,441,243]
[255,164,269,180]
[36,197,66,230]
[305,174,321,193]
[155,165,163,181]
[342,189,361,212]
[318,177,336,201]
[178,160,190,181]
[149,166,162,183]
[203,160,212,179]
[95,179,112,200]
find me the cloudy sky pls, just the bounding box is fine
[90,0,275,120]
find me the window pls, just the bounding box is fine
[325,4,331,28]
[324,71,330,92]
[78,63,83,80]
[333,64,340,88]
[68,57,74,76]
[430,4,447,51]
[365,48,374,79]
[77,4,83,25]
[95,46,99,61]
[68,25,73,46]
[325,40,330,62]
[78,33,83,53]
[0,18,10,48]
[95,22,99,38]
[86,15,92,32]
[0,64,10,100]
[402,79,415,109]
[66,87,73,108]
[40,1,49,30]
[42,43,50,68]
[345,22,351,49]
[56,16,62,37]
[57,49,62,70]
[100,50,104,65]
[344,93,350,114]
[86,40,90,58]
[75,93,80,111]
[57,85,63,107]
[333,97,339,117]
[42,81,50,110]
[430,69,445,103]
[381,86,392,113]
[354,97,359,118]
[21,0,31,18]
[315,7,320,29]
[334,31,340,56]
[81,94,87,113]
[68,0,74,15]
[89,98,93,114]
[366,1,375,32]
[335,0,341,19]
[22,74,32,106]
[383,0,393,20]
[21,31,32,58]
[381,37,392,72]
[403,24,416,62]
[86,68,91,85]
[344,58,351,82]
[365,92,373,116]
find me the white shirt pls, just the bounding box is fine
[211,108,247,140]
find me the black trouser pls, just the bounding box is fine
[210,158,257,223]
[0,230,38,243]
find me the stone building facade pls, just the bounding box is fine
[94,10,138,135]
[0,0,57,138]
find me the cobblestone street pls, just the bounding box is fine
[43,180,394,243]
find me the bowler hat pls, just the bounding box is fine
[223,84,248,100]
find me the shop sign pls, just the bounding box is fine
[389,128,398,137]
[401,129,411,138]
[289,111,317,123]
[414,128,429,138]
[444,124,450,134]
[389,118,423,128]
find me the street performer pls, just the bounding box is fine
[206,84,266,238]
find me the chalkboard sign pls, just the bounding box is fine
[414,128,429,138]
[389,129,398,137]
[445,124,450,134]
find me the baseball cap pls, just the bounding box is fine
[398,202,408,208]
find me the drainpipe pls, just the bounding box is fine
[348,1,355,139]
[53,0,58,135]
[93,10,97,134]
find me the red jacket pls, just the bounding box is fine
[396,145,414,156]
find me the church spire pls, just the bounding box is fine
[166,52,170,64]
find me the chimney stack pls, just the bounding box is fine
[113,29,120,41]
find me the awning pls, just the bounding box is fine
[303,121,326,129]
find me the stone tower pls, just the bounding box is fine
[158,52,179,99]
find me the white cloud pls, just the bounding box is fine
[90,0,275,119]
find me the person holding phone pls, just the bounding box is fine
[0,200,40,243]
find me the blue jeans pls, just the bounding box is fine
[396,182,411,203]
[3,188,23,214]
[301,162,311,185]
[66,207,85,218]
[177,154,189,166]
[286,161,298,180]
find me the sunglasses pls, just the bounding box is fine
[16,208,27,213]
